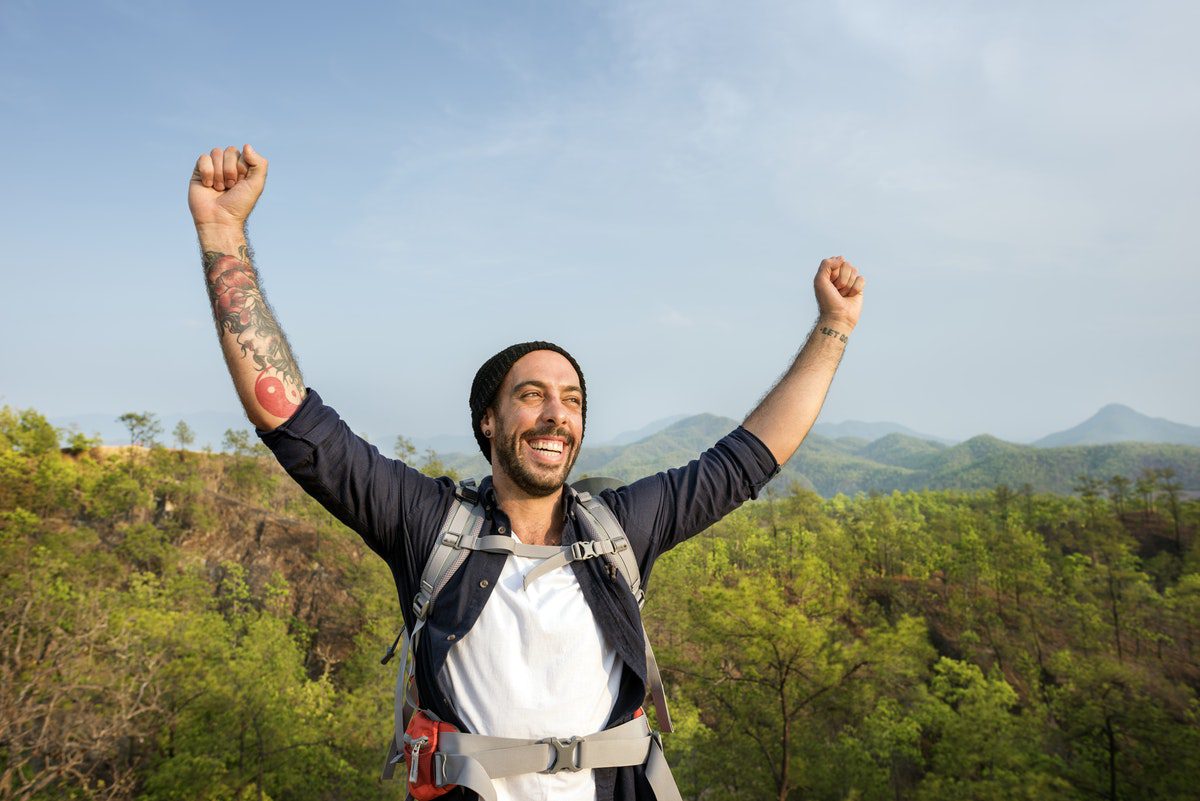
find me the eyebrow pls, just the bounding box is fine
[512,380,583,394]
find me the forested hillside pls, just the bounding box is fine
[3,404,1199,800]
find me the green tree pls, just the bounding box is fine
[914,659,1065,801]
[118,411,163,449]
[221,428,276,501]
[60,424,102,455]
[0,406,61,455]
[419,448,460,481]
[1048,650,1200,800]
[1134,468,1157,520]
[1106,474,1131,518]
[173,420,195,451]
[393,434,416,462]
[1157,467,1184,551]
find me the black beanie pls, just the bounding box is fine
[470,341,586,461]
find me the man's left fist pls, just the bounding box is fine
[813,256,865,332]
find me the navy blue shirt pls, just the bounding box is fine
[260,388,779,800]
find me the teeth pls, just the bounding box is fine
[530,440,564,454]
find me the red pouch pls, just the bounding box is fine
[404,710,460,801]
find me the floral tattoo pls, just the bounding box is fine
[203,245,303,418]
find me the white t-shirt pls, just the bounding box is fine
[438,546,623,801]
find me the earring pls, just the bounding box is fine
[484,429,491,437]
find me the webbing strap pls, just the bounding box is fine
[414,501,482,619]
[643,636,672,733]
[452,533,563,559]
[433,716,681,801]
[386,492,485,780]
[575,493,643,604]
[644,732,682,801]
[574,490,673,733]
[520,537,622,589]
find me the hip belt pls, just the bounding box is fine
[388,713,682,801]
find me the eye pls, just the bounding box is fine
[521,390,542,400]
[565,396,582,406]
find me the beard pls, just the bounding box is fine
[492,418,580,498]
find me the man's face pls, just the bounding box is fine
[483,350,584,498]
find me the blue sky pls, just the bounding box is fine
[1,0,1197,446]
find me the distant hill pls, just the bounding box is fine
[604,414,690,446]
[813,419,954,445]
[1034,404,1200,448]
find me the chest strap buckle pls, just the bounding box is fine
[570,540,600,560]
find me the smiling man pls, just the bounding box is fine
[189,145,864,801]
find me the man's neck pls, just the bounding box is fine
[490,474,567,546]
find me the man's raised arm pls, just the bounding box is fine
[188,144,305,431]
[742,256,866,465]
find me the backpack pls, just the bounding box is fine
[379,478,674,788]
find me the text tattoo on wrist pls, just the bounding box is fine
[819,326,849,344]
[203,246,303,418]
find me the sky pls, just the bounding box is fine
[1,0,1197,447]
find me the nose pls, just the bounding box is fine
[543,394,570,426]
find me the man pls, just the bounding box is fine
[189,144,865,801]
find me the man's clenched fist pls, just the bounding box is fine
[188,144,268,229]
[813,256,865,332]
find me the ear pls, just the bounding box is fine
[481,408,494,436]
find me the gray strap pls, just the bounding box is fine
[574,490,673,733]
[643,634,673,733]
[437,753,499,801]
[520,538,620,589]
[575,492,643,605]
[435,717,661,795]
[644,732,683,801]
[414,500,484,619]
[383,485,483,781]
[381,736,402,780]
[456,533,563,559]
[390,628,411,764]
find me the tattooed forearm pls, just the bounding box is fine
[202,245,304,418]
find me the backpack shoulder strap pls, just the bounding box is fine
[572,490,644,607]
[382,478,485,779]
[413,479,484,623]
[571,487,672,733]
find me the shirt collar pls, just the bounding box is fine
[478,475,578,517]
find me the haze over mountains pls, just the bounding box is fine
[48,404,1200,495]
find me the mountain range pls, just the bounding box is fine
[48,404,1200,495]
[434,409,1200,496]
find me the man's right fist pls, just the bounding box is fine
[188,144,268,229]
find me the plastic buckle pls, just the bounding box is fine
[412,591,432,620]
[456,479,479,503]
[541,736,583,773]
[570,541,599,561]
[442,530,464,548]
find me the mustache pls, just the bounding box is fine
[522,426,576,447]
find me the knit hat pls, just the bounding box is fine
[470,341,586,461]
